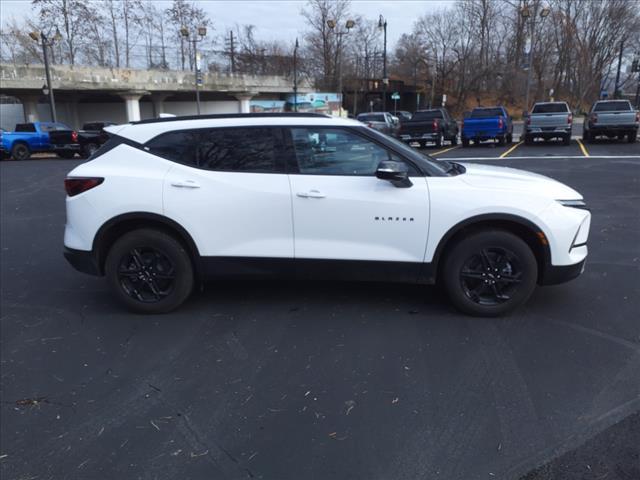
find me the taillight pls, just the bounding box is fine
[635,112,639,123]
[71,131,78,143]
[590,113,598,124]
[498,117,504,129]
[461,119,464,129]
[367,122,373,128]
[432,119,439,130]
[64,177,104,197]
[526,116,531,125]
[568,113,573,125]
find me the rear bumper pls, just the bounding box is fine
[64,247,101,276]
[526,127,571,138]
[540,259,586,286]
[587,125,638,134]
[462,132,506,141]
[400,133,439,142]
[52,144,81,151]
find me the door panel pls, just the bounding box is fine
[164,166,293,257]
[286,126,430,265]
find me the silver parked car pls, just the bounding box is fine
[524,102,573,145]
[357,112,399,137]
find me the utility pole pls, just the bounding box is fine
[614,39,624,99]
[29,29,61,122]
[379,15,388,112]
[327,19,355,115]
[293,38,299,112]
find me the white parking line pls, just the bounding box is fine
[442,155,640,161]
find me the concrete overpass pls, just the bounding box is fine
[0,63,313,128]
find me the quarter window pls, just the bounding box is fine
[290,127,406,176]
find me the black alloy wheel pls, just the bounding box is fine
[117,247,176,303]
[459,247,522,306]
[105,229,194,313]
[11,143,30,161]
[442,230,537,316]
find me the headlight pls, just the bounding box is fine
[557,199,589,210]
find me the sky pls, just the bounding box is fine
[0,0,454,50]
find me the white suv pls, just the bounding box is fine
[64,113,590,316]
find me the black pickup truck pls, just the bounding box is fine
[78,121,117,157]
[398,108,459,148]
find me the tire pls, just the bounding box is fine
[450,134,458,146]
[582,130,589,143]
[435,132,444,148]
[11,143,30,161]
[441,230,538,317]
[506,133,513,144]
[562,134,571,146]
[57,151,76,159]
[524,134,533,145]
[82,143,99,158]
[497,135,505,146]
[462,137,470,148]
[105,229,194,314]
[629,131,637,143]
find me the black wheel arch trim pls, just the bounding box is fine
[92,212,201,277]
[426,213,553,284]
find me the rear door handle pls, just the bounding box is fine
[171,180,200,189]
[297,189,326,199]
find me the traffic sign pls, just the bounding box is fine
[391,92,400,100]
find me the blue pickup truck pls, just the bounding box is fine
[0,122,80,160]
[461,107,513,147]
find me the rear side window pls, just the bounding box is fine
[15,124,36,132]
[412,111,443,120]
[593,101,632,112]
[470,108,504,118]
[358,114,386,122]
[532,103,568,113]
[145,127,285,173]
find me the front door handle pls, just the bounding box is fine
[297,189,326,199]
[171,180,200,189]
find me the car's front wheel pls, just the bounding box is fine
[105,229,194,314]
[442,230,538,317]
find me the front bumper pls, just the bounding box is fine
[540,258,586,285]
[64,247,101,276]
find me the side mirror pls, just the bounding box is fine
[376,160,412,188]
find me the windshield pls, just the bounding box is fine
[358,114,386,122]
[532,103,569,113]
[413,111,443,120]
[593,101,632,112]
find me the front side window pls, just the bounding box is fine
[289,127,404,176]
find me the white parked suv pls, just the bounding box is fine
[64,113,590,316]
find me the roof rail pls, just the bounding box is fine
[131,112,331,125]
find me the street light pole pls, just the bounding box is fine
[29,29,61,122]
[378,15,388,112]
[327,19,355,116]
[180,26,207,115]
[522,4,550,112]
[614,39,624,99]
[293,38,299,112]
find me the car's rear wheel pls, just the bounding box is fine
[450,134,458,146]
[435,132,444,148]
[563,134,571,146]
[524,134,533,145]
[629,131,637,143]
[462,137,470,147]
[497,135,505,146]
[11,143,30,161]
[442,230,538,317]
[105,229,194,314]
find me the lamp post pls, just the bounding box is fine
[293,38,299,112]
[521,3,550,112]
[327,19,355,115]
[29,28,61,122]
[378,15,388,112]
[180,26,207,115]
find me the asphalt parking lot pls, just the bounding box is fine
[1,139,639,479]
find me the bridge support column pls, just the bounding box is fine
[234,93,255,113]
[18,95,40,123]
[151,93,170,117]
[120,93,144,122]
